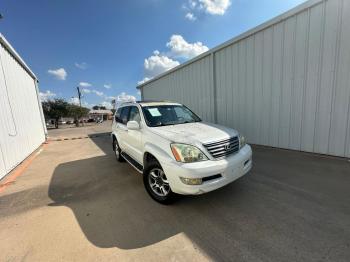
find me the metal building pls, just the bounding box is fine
[0,34,46,180]
[138,0,350,158]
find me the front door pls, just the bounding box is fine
[125,106,143,164]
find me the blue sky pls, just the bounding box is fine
[0,0,306,108]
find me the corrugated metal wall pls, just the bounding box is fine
[0,38,46,179]
[140,0,350,158]
[143,55,215,122]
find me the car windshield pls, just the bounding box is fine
[142,104,202,127]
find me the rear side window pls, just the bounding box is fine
[120,107,130,125]
[115,108,123,123]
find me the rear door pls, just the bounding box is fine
[116,106,130,150]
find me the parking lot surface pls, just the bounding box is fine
[0,122,349,261]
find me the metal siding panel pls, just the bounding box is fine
[290,11,309,150]
[231,44,240,130]
[224,47,231,127]
[301,4,323,152]
[253,32,263,144]
[141,0,349,158]
[269,23,284,147]
[238,41,247,134]
[314,0,340,154]
[142,56,213,122]
[246,37,255,143]
[0,46,8,178]
[261,28,273,146]
[0,42,45,179]
[215,50,224,124]
[329,0,350,156]
[279,17,296,149]
[227,46,234,128]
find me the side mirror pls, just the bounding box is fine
[127,120,140,130]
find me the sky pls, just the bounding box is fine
[0,0,307,109]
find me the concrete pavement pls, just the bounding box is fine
[0,122,349,261]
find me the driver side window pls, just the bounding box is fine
[120,107,130,125]
[128,106,141,124]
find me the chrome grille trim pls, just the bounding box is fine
[203,136,239,159]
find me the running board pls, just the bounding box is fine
[121,152,143,173]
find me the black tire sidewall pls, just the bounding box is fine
[143,162,176,204]
[113,138,124,162]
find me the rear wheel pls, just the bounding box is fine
[143,161,176,204]
[113,138,125,162]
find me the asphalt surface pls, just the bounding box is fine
[0,121,349,261]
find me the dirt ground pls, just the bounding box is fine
[0,121,349,261]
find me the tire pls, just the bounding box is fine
[143,161,176,204]
[113,137,125,162]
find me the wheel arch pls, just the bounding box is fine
[143,152,160,172]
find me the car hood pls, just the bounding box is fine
[150,122,239,145]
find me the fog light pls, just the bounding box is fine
[180,177,202,185]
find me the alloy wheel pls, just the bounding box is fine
[148,168,170,196]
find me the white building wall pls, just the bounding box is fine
[0,35,46,180]
[140,0,350,158]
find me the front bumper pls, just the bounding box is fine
[161,144,252,195]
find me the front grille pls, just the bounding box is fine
[203,136,239,159]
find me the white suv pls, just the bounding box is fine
[111,101,252,204]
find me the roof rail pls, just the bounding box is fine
[137,100,174,103]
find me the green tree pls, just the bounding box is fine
[42,99,69,128]
[92,105,107,110]
[68,104,90,127]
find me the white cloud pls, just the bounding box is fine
[166,35,209,59]
[81,88,91,94]
[79,82,92,87]
[185,12,197,21]
[82,102,93,108]
[144,50,180,78]
[92,90,104,97]
[70,97,80,105]
[80,87,104,97]
[115,92,136,108]
[137,77,152,86]
[100,101,113,109]
[69,98,92,108]
[138,35,209,84]
[104,84,112,89]
[75,62,88,70]
[105,96,116,100]
[183,0,231,18]
[48,68,67,80]
[39,90,56,101]
[199,0,231,15]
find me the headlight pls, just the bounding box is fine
[239,134,246,149]
[171,143,208,163]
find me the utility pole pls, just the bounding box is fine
[76,86,82,107]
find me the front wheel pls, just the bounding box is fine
[143,161,176,204]
[113,138,125,162]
